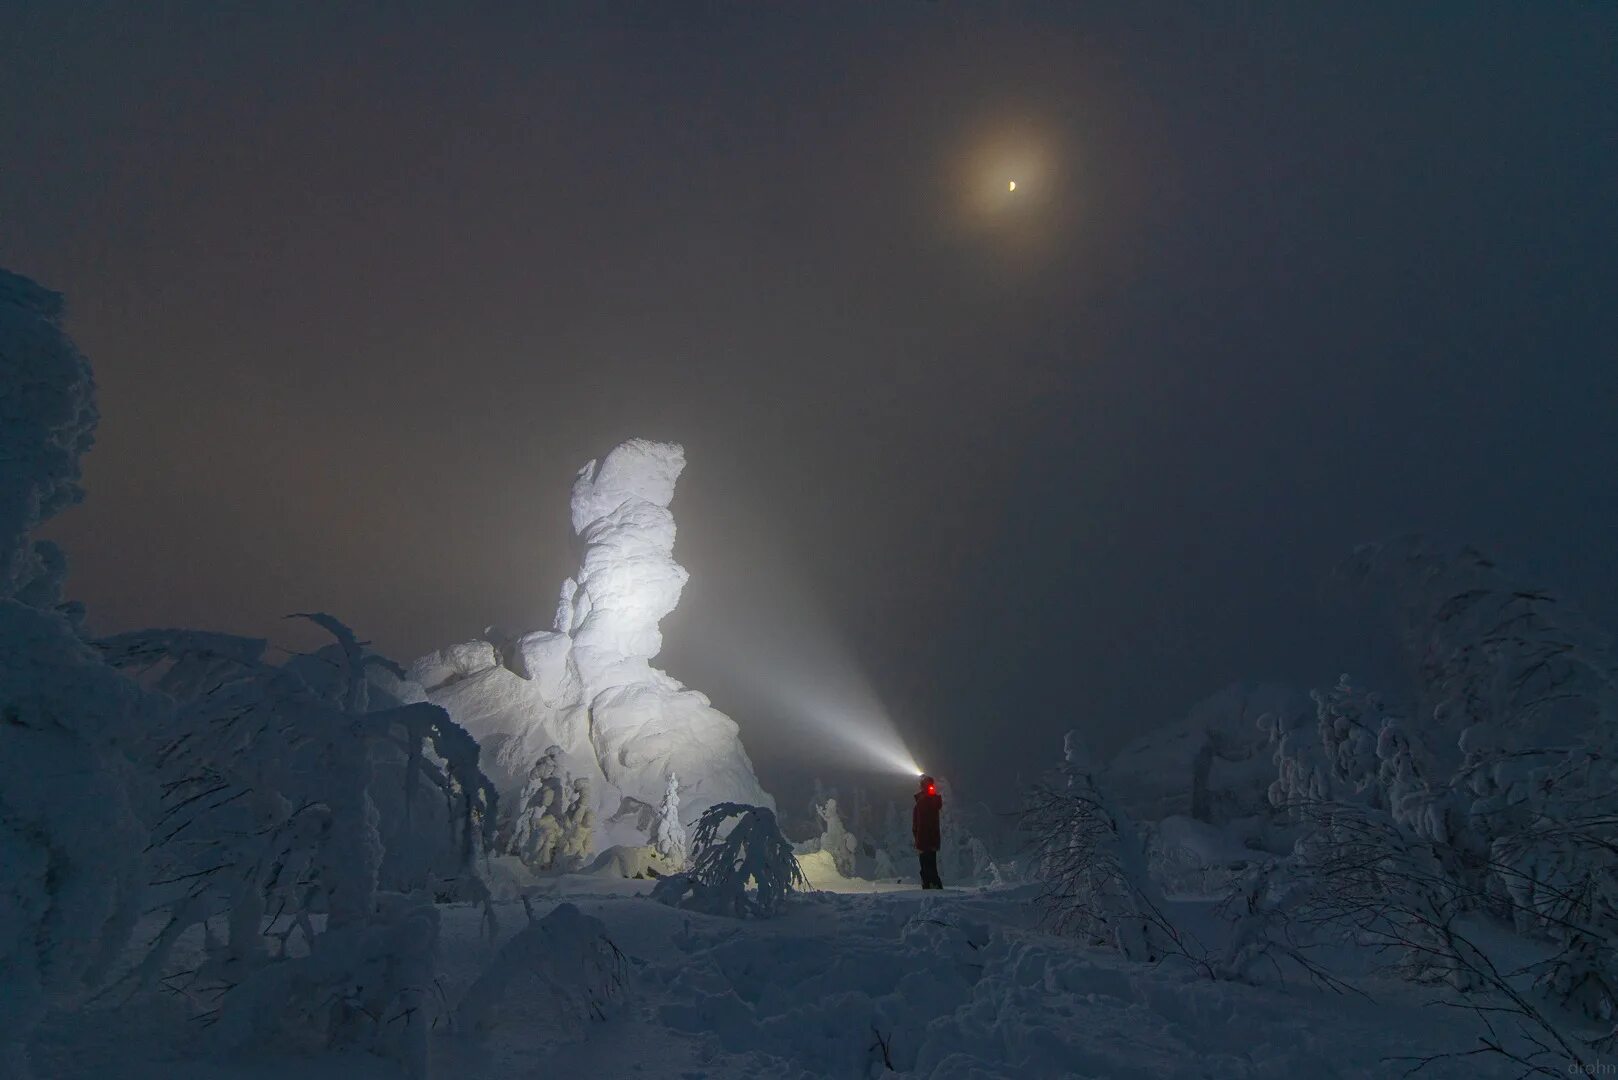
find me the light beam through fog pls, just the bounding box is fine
[679,552,923,784]
[710,620,923,780]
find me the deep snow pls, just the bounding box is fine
[29,872,1520,1079]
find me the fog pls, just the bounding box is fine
[3,4,1615,809]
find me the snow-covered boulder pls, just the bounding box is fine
[584,844,675,879]
[416,439,771,857]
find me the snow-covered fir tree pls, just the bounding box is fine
[651,770,688,869]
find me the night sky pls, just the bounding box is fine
[4,4,1616,807]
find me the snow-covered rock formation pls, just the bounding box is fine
[1100,684,1309,894]
[1102,682,1307,826]
[413,439,771,854]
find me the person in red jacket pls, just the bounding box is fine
[912,775,944,889]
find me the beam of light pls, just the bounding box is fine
[803,704,923,778]
[677,544,923,780]
[714,646,923,780]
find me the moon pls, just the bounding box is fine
[1008,180,1016,192]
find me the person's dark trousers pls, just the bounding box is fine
[918,850,943,889]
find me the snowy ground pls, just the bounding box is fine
[32,872,1522,1079]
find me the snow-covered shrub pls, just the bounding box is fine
[794,793,906,884]
[454,899,626,1038]
[1214,860,1336,990]
[1023,732,1195,964]
[652,802,806,918]
[96,616,498,1076]
[1258,797,1613,1073]
[1342,540,1617,762]
[205,890,442,1076]
[0,268,160,1080]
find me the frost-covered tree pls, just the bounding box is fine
[651,770,687,869]
[815,796,857,878]
[1023,732,1192,964]
[508,745,568,870]
[1343,544,1618,1011]
[1342,540,1617,762]
[881,799,912,877]
[0,266,510,1078]
[556,777,596,869]
[96,617,498,1078]
[932,776,1007,886]
[1240,541,1618,1072]
[0,269,159,1080]
[1263,675,1405,811]
[652,803,806,918]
